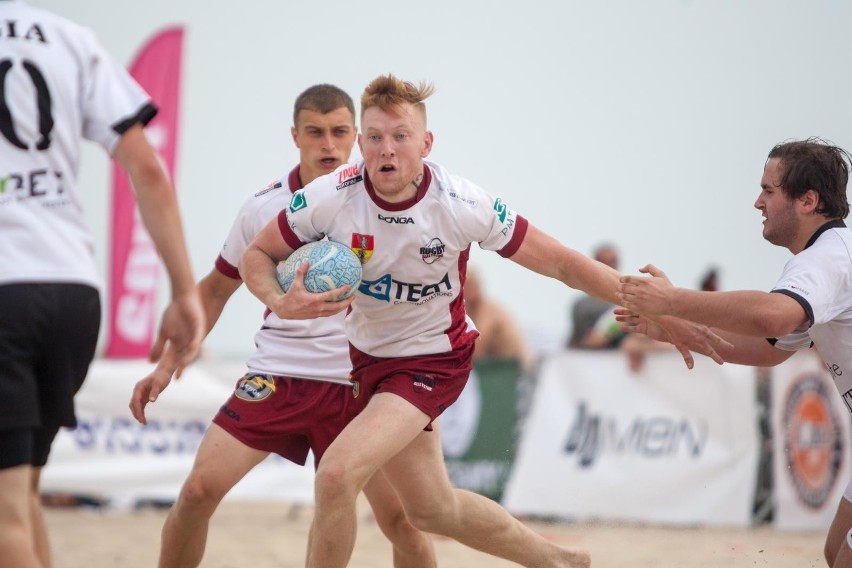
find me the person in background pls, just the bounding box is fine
[129,84,435,568]
[465,267,537,373]
[567,243,625,349]
[0,2,204,566]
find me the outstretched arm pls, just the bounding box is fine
[508,226,726,368]
[129,269,241,424]
[618,264,809,337]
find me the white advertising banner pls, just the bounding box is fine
[40,359,316,505]
[772,352,852,531]
[503,350,758,527]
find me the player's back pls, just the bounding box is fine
[0,3,153,287]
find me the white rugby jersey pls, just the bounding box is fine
[0,0,156,288]
[278,159,529,358]
[216,166,351,384]
[771,220,852,413]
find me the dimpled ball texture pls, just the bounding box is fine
[276,240,362,301]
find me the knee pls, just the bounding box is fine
[313,462,361,505]
[175,475,225,516]
[403,501,454,535]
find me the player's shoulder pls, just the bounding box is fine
[12,3,98,48]
[425,160,485,210]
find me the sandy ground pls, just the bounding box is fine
[44,499,828,568]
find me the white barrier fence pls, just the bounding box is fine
[41,351,852,530]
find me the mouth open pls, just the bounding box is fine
[379,165,396,172]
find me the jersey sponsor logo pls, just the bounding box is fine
[288,190,308,213]
[351,233,374,264]
[0,168,69,206]
[378,213,414,224]
[234,373,277,402]
[254,180,283,197]
[412,374,436,394]
[336,164,362,190]
[420,237,445,264]
[782,372,844,509]
[438,181,477,207]
[359,272,453,305]
[493,197,508,223]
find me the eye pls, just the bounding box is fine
[369,134,381,142]
[394,133,408,142]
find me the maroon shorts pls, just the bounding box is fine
[212,374,361,467]
[349,343,475,428]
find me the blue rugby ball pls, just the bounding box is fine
[276,240,362,301]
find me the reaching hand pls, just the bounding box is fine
[617,264,675,318]
[271,262,354,320]
[149,290,205,378]
[615,308,732,369]
[129,367,173,425]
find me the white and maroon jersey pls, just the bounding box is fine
[0,0,156,288]
[770,220,852,413]
[216,166,351,383]
[278,159,529,358]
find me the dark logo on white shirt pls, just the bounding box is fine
[359,272,453,305]
[378,213,414,224]
[420,238,445,264]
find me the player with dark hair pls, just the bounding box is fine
[130,83,435,568]
[618,137,852,568]
[241,73,724,568]
[0,1,204,565]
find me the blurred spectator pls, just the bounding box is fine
[465,267,537,373]
[567,243,626,349]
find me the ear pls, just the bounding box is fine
[421,131,434,158]
[291,126,299,148]
[357,132,364,155]
[799,189,820,213]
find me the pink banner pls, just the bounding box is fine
[105,27,185,358]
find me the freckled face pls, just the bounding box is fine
[358,103,432,203]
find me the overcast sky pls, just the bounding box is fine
[34,0,852,358]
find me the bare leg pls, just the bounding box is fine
[30,467,50,568]
[307,393,589,568]
[160,424,268,568]
[362,469,436,568]
[827,496,852,567]
[0,465,43,568]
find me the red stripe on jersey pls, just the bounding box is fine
[278,209,307,251]
[446,244,479,350]
[498,215,529,258]
[214,254,241,280]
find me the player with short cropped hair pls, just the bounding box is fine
[617,137,852,568]
[130,83,436,568]
[0,1,204,565]
[241,73,725,568]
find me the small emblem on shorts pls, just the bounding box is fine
[412,374,435,394]
[235,373,276,402]
[352,379,360,399]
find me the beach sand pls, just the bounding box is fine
[45,499,826,567]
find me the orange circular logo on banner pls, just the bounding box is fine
[782,372,844,509]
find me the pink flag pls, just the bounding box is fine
[105,27,184,358]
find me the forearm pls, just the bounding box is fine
[240,247,284,308]
[710,328,793,367]
[668,289,802,338]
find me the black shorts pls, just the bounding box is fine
[0,283,100,467]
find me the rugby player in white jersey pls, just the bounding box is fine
[129,84,436,568]
[241,74,725,568]
[0,2,204,566]
[618,138,852,568]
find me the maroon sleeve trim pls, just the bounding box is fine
[497,215,529,258]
